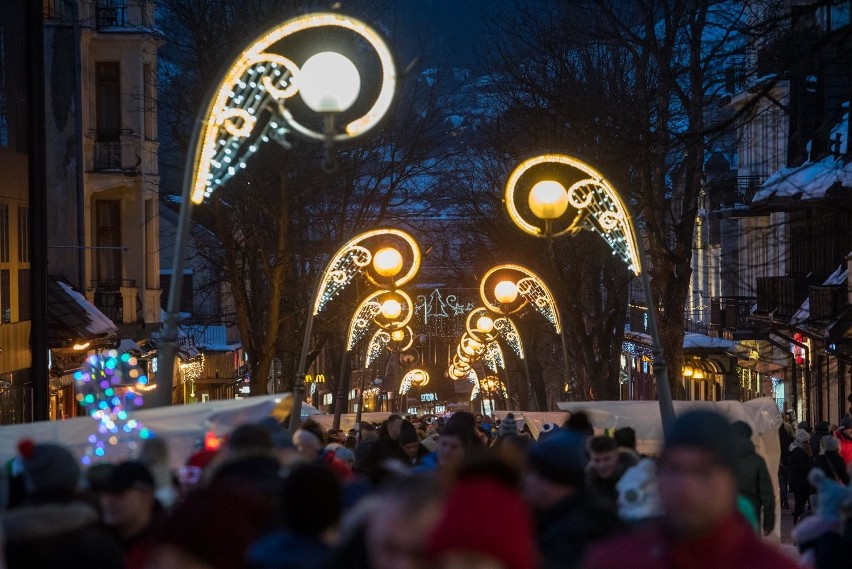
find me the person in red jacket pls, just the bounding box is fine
[581,410,800,569]
[836,416,852,466]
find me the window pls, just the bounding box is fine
[95,200,122,286]
[0,204,8,263]
[143,62,156,141]
[17,206,27,263]
[17,269,29,321]
[95,62,121,138]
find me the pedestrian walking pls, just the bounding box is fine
[789,427,814,524]
[730,421,775,535]
[580,410,800,569]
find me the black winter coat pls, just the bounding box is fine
[788,445,813,493]
[1,500,123,569]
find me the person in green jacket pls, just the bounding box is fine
[731,421,776,535]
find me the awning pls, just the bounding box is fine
[48,276,117,349]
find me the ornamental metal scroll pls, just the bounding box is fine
[312,229,420,315]
[504,154,641,275]
[189,13,397,204]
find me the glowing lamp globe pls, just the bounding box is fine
[476,315,495,334]
[298,51,361,113]
[494,280,519,305]
[682,365,694,378]
[462,337,483,357]
[391,329,405,342]
[380,298,402,320]
[693,368,705,380]
[372,247,404,277]
[528,180,570,220]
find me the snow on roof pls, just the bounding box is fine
[56,280,118,336]
[752,155,852,202]
[683,333,735,350]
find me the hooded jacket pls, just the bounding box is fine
[732,434,775,533]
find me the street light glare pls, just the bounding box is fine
[528,180,570,220]
[372,247,404,277]
[391,328,405,342]
[380,298,403,320]
[476,315,495,334]
[298,51,361,113]
[494,280,519,305]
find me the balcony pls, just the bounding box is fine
[710,175,768,208]
[709,296,759,339]
[88,129,136,172]
[95,0,154,30]
[809,285,847,321]
[91,279,137,324]
[755,276,809,320]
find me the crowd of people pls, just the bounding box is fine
[0,407,850,569]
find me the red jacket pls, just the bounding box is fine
[837,431,852,466]
[581,515,799,569]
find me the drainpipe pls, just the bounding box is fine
[69,0,86,291]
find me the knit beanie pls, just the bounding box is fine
[663,410,737,471]
[527,428,587,486]
[399,420,420,445]
[428,477,537,569]
[17,439,80,494]
[498,413,518,437]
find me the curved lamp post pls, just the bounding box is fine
[480,263,569,409]
[155,13,397,409]
[503,153,675,432]
[357,324,414,424]
[295,229,420,432]
[447,306,524,408]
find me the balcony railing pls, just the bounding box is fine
[90,129,133,171]
[710,297,756,331]
[92,280,136,324]
[95,0,154,30]
[809,285,847,321]
[96,1,128,29]
[755,276,809,319]
[710,175,768,208]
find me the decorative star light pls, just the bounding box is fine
[73,350,153,464]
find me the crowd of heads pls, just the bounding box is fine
[1,407,849,569]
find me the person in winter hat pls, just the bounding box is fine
[1,440,123,569]
[429,455,537,569]
[525,429,621,569]
[498,413,519,438]
[581,410,800,569]
[789,427,814,524]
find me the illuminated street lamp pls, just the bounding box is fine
[155,13,397,409]
[302,229,419,433]
[504,153,675,432]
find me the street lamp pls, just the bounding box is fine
[503,153,675,432]
[297,229,419,433]
[155,13,397,409]
[480,263,569,409]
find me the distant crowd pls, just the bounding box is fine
[0,407,851,569]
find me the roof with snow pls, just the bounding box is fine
[48,277,118,348]
[752,155,852,203]
[753,108,851,204]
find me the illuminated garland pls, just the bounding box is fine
[484,342,505,372]
[399,369,430,394]
[504,154,641,275]
[179,354,205,383]
[73,350,152,464]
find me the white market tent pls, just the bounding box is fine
[0,394,319,469]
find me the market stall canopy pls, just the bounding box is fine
[0,394,319,469]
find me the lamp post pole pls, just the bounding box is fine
[504,154,676,434]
